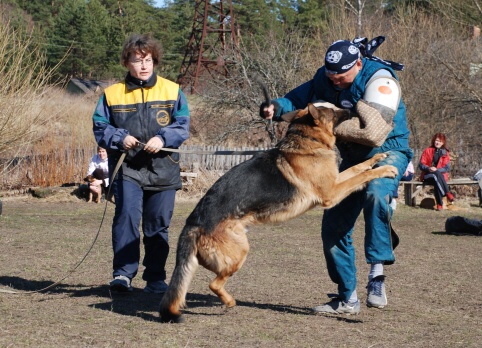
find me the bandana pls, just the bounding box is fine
[325,36,404,74]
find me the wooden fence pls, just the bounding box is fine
[180,145,482,178]
[178,145,270,172]
[1,145,481,191]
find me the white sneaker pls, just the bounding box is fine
[109,275,132,292]
[312,298,360,315]
[389,199,397,210]
[366,275,387,308]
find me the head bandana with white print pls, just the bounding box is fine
[325,36,404,74]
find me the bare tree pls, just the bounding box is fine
[0,22,64,175]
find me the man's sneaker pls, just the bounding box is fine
[109,275,132,292]
[366,275,387,308]
[436,204,443,211]
[312,298,360,315]
[144,280,168,294]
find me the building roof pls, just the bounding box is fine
[66,78,111,95]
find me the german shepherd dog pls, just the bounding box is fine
[159,103,398,323]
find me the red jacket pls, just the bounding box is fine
[419,147,451,181]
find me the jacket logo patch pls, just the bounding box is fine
[156,110,170,126]
[341,100,354,108]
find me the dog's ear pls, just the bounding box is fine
[286,108,308,122]
[307,104,324,123]
[308,104,335,126]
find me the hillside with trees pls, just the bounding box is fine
[0,0,481,188]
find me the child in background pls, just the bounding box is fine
[390,161,414,210]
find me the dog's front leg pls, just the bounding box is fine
[337,153,388,182]
[323,164,398,208]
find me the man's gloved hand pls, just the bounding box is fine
[334,99,394,147]
[259,102,271,119]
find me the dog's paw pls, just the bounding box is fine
[371,153,388,163]
[379,165,398,178]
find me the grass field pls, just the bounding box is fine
[0,192,481,347]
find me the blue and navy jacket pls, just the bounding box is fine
[272,59,411,162]
[93,73,190,191]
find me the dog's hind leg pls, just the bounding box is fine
[199,221,250,308]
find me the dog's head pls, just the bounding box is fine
[84,175,96,183]
[291,103,351,134]
[279,104,352,151]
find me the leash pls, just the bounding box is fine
[0,143,262,294]
[0,141,270,294]
[253,76,276,143]
[136,143,266,156]
[0,153,127,295]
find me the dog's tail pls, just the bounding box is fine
[159,225,200,323]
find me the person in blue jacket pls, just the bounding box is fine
[261,37,413,315]
[93,33,190,293]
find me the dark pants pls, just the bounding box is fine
[423,171,450,206]
[111,179,176,282]
[321,149,410,301]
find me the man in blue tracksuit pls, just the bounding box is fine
[93,33,190,293]
[261,37,413,314]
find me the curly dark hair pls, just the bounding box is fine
[120,33,163,67]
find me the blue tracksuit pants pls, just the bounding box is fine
[321,150,410,301]
[111,179,175,282]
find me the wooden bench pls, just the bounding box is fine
[180,172,198,185]
[400,178,479,206]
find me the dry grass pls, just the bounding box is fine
[0,22,99,189]
[0,193,481,347]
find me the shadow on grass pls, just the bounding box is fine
[0,276,362,323]
[0,275,108,295]
[182,294,363,323]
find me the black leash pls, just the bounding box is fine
[253,76,276,143]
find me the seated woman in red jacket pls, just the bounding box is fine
[418,132,455,211]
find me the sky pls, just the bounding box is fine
[153,0,166,7]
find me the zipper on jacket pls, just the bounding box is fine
[140,87,149,142]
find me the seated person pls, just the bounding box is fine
[418,133,455,211]
[390,161,414,210]
[85,146,109,201]
[474,169,482,207]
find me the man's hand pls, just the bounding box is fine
[260,103,274,120]
[144,136,164,154]
[123,135,139,150]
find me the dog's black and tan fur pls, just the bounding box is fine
[159,104,398,323]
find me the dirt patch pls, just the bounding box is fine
[0,195,481,347]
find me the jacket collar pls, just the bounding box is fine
[125,73,157,90]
